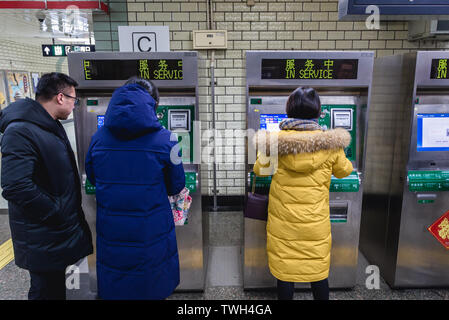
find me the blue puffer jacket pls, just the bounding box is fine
[85,84,185,300]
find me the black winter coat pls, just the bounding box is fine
[0,98,93,272]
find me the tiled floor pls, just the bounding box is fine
[1,211,449,300]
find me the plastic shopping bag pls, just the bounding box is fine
[169,187,192,226]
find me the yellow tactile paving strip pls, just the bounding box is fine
[0,239,14,270]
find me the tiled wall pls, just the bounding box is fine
[93,0,129,51]
[0,39,68,74]
[96,0,449,196]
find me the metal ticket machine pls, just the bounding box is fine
[360,51,449,288]
[68,51,206,294]
[244,51,374,289]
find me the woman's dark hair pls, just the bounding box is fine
[125,77,159,110]
[35,72,78,102]
[285,87,321,120]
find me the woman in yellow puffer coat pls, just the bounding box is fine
[253,87,353,300]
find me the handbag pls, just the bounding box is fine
[169,187,192,226]
[244,173,268,221]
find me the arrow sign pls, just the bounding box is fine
[42,44,95,57]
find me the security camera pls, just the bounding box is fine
[35,11,46,23]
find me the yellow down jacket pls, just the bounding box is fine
[253,128,353,283]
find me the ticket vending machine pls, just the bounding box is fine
[245,51,374,289]
[67,51,206,294]
[360,51,449,288]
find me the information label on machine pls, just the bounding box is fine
[408,170,449,192]
[83,59,183,81]
[261,59,358,80]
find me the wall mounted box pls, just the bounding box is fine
[192,30,227,50]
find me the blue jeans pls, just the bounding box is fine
[277,278,329,300]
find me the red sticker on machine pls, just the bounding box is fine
[428,210,449,250]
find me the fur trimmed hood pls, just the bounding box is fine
[253,128,351,156]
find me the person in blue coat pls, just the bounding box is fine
[85,78,185,300]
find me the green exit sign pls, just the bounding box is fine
[42,44,95,57]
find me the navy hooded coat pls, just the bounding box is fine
[85,84,185,300]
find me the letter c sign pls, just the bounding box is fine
[132,32,157,52]
[138,36,152,52]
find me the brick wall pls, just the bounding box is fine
[106,0,449,196]
[0,39,68,74]
[93,0,128,51]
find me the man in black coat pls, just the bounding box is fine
[0,73,93,300]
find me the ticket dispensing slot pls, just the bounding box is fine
[330,202,349,223]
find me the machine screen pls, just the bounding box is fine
[262,59,358,80]
[260,114,288,132]
[83,59,183,81]
[97,115,105,129]
[417,113,449,151]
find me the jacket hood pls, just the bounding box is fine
[253,128,351,173]
[0,98,60,135]
[253,128,351,156]
[104,84,161,139]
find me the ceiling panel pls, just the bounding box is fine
[0,9,95,44]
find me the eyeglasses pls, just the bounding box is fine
[60,92,80,105]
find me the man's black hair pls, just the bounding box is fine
[35,72,78,102]
[125,77,160,110]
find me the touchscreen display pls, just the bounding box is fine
[417,113,449,152]
[260,114,288,132]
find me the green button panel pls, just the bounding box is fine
[408,170,449,192]
[85,172,197,194]
[249,172,272,188]
[330,172,359,192]
[250,171,359,192]
[85,178,96,195]
[185,172,197,193]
